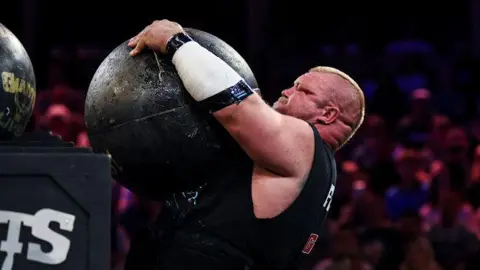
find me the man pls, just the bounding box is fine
[126,20,365,270]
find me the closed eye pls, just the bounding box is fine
[294,81,316,96]
[298,86,314,95]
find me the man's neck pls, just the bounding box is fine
[314,124,344,151]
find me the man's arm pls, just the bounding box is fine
[171,38,314,178]
[213,94,314,178]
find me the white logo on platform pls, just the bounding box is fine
[0,208,76,270]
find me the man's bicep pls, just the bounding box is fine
[213,94,314,177]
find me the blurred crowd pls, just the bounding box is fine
[30,35,480,270]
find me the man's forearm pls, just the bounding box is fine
[171,36,246,102]
[169,33,308,177]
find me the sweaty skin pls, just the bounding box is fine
[129,19,365,219]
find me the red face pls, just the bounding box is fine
[272,72,322,122]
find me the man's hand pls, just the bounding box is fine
[128,19,184,56]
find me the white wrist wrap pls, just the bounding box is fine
[172,41,243,101]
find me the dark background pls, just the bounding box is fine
[1,0,474,99]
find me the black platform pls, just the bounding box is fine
[0,133,111,270]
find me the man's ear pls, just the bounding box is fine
[316,105,340,124]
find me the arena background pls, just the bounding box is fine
[2,0,473,99]
[3,0,480,269]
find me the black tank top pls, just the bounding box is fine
[144,123,337,270]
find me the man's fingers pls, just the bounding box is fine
[128,27,148,47]
[128,37,137,47]
[128,32,143,47]
[130,39,146,56]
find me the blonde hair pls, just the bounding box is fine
[309,66,366,148]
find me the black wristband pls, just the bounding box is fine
[166,32,193,55]
[198,80,255,113]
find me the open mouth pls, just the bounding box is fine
[278,95,288,104]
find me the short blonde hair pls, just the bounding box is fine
[309,66,365,147]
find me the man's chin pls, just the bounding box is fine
[272,102,282,111]
[273,105,288,115]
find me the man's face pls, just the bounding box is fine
[272,72,322,122]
